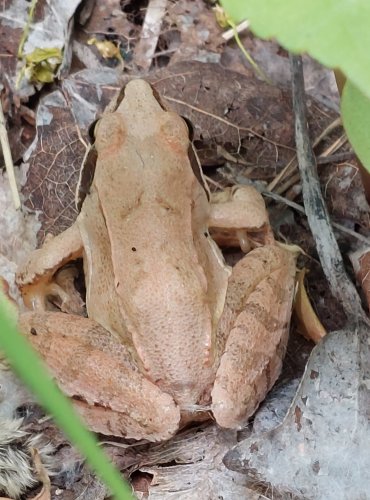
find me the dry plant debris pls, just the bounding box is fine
[225,54,370,500]
[1,1,370,498]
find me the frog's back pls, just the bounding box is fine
[88,80,229,405]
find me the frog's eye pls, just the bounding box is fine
[94,114,125,154]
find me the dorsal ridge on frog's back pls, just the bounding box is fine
[91,81,218,405]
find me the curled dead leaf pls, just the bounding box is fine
[294,268,326,343]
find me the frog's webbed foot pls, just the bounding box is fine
[211,245,296,429]
[16,224,84,312]
[209,185,274,252]
[19,312,180,441]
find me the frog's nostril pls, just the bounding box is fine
[30,328,37,336]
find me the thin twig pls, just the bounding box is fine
[134,0,168,70]
[267,116,342,192]
[274,129,349,196]
[204,175,224,190]
[316,151,354,165]
[290,54,364,321]
[320,133,347,158]
[225,18,270,83]
[0,100,21,210]
[222,19,250,41]
[262,190,370,246]
[267,156,296,192]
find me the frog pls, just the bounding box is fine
[16,79,296,442]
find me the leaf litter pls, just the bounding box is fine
[1,1,370,498]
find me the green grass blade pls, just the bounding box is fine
[0,297,134,500]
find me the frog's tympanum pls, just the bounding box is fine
[17,80,296,442]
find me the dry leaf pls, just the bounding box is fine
[294,268,327,343]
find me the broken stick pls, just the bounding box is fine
[290,54,364,322]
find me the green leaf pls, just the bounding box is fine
[341,80,370,172]
[0,297,133,500]
[221,0,370,100]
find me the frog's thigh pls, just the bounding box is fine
[209,186,274,250]
[19,311,180,442]
[211,246,296,429]
[16,224,83,310]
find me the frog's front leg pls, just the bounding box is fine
[18,312,180,442]
[209,185,274,251]
[16,224,83,311]
[211,245,296,429]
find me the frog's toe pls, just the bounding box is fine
[20,280,78,312]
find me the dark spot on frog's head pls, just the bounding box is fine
[131,247,137,252]
[204,232,208,238]
[30,328,37,336]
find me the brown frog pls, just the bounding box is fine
[17,79,296,442]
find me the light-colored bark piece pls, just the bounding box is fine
[134,0,168,70]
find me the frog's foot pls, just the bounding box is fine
[209,185,274,251]
[54,266,85,315]
[19,312,180,442]
[211,245,296,429]
[16,224,83,311]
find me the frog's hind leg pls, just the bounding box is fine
[211,245,296,429]
[16,224,83,312]
[19,311,181,442]
[209,185,274,251]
